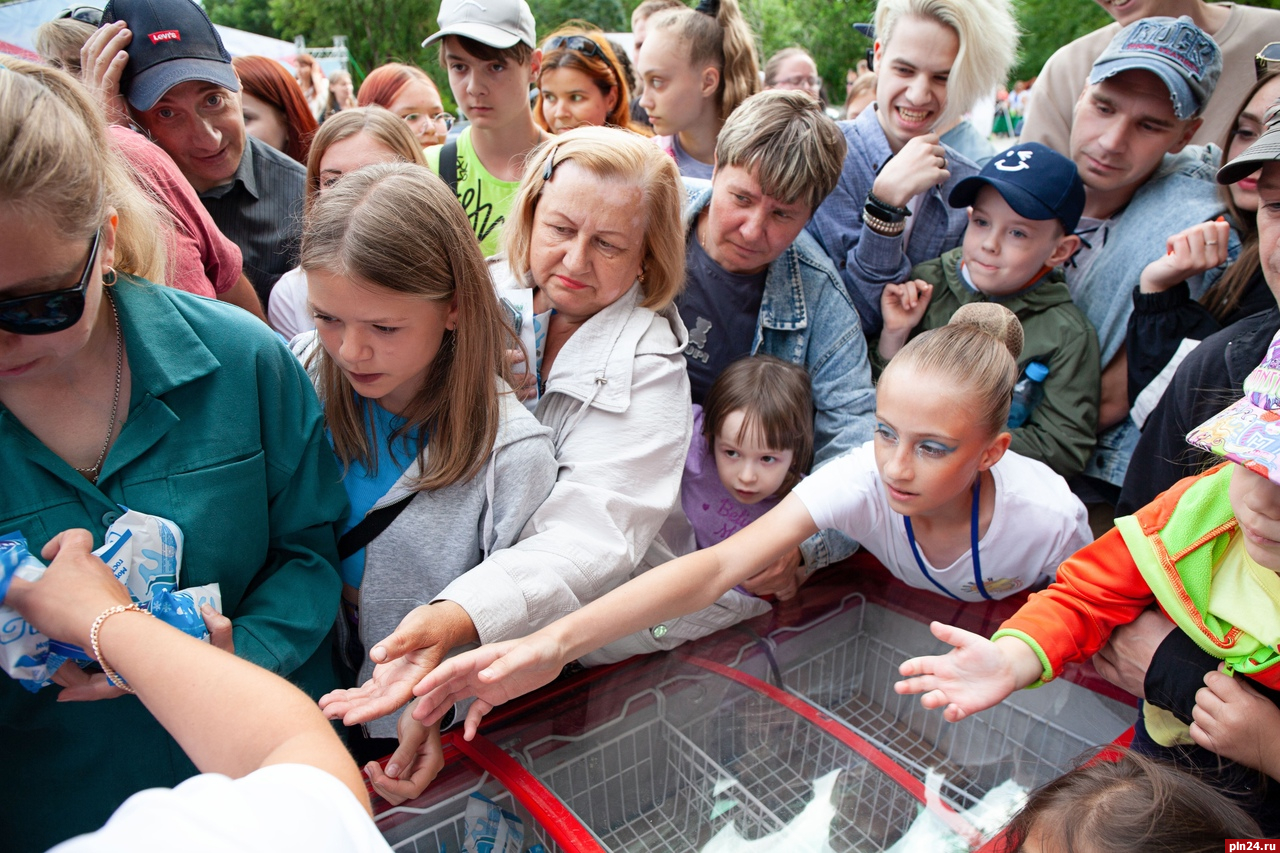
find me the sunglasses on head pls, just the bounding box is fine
[57,5,103,26]
[0,228,99,335]
[544,35,606,61]
[1258,42,1280,80]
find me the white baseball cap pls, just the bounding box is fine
[422,0,537,50]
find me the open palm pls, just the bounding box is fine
[895,622,1023,722]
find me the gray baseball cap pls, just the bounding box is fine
[422,0,536,50]
[1088,16,1222,121]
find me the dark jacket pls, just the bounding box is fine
[1118,306,1280,515]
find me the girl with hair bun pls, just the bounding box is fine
[635,0,761,178]
[409,304,1092,737]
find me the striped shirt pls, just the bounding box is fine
[199,135,305,304]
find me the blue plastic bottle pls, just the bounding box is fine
[1007,361,1049,428]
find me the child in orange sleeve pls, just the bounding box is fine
[897,327,1280,832]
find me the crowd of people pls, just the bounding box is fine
[5,0,1280,847]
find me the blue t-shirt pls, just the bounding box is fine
[335,402,422,588]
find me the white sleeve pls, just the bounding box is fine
[51,765,391,853]
[267,267,313,341]
[790,443,883,543]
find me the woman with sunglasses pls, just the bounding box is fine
[535,25,649,135]
[0,60,349,852]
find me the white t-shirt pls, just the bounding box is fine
[792,442,1091,601]
[51,764,392,853]
[267,265,313,341]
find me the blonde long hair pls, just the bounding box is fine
[0,58,166,282]
[648,0,761,122]
[301,163,517,491]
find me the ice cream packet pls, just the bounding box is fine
[0,535,58,691]
[1,510,219,691]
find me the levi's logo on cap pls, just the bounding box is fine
[148,30,181,44]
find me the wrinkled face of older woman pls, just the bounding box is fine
[528,160,646,323]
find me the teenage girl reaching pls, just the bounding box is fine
[635,0,760,179]
[300,163,557,800]
[411,304,1092,736]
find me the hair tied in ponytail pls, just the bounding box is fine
[694,0,720,17]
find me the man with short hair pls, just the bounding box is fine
[85,0,305,304]
[1022,0,1280,152]
[1062,16,1235,492]
[661,90,875,611]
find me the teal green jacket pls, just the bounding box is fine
[0,276,348,852]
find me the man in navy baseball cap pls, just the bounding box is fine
[85,0,306,303]
[101,0,239,111]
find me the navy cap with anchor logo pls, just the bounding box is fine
[948,142,1086,234]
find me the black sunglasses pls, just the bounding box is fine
[58,5,103,26]
[544,35,606,61]
[0,228,99,335]
[1258,42,1280,81]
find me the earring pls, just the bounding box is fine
[102,268,117,286]
[638,268,647,284]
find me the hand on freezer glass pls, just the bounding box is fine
[412,634,569,741]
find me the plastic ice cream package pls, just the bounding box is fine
[96,508,184,604]
[47,509,187,661]
[150,583,222,640]
[0,533,59,691]
[461,792,525,853]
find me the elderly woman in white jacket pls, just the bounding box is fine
[320,127,725,796]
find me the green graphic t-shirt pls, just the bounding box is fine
[426,127,521,257]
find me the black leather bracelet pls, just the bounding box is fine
[865,191,911,222]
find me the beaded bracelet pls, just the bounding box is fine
[89,602,144,693]
[863,211,906,236]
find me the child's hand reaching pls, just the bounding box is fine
[895,622,1044,722]
[879,279,933,360]
[1191,666,1280,779]
[363,703,445,805]
[1138,218,1231,294]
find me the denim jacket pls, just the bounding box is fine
[688,188,876,568]
[805,106,979,334]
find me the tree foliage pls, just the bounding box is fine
[268,0,441,77]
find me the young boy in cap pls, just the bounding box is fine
[875,142,1100,479]
[422,0,547,256]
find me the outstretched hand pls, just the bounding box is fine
[895,622,1037,722]
[413,634,569,741]
[318,601,478,726]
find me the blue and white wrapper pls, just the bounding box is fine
[0,510,219,691]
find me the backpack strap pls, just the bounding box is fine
[440,138,459,194]
[337,494,415,560]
